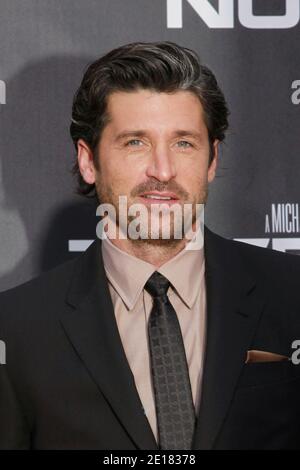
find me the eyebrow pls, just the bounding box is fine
[114,129,204,142]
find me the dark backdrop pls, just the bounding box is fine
[0,0,299,291]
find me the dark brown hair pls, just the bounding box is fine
[70,41,229,197]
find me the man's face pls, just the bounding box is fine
[79,89,218,244]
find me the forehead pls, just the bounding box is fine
[105,89,207,133]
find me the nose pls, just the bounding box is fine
[145,143,177,182]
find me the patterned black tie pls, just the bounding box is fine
[144,271,196,450]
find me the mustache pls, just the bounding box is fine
[131,180,189,199]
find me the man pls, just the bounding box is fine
[1,41,300,450]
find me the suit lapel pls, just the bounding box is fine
[192,227,268,449]
[60,238,158,450]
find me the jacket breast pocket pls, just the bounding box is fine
[237,360,300,390]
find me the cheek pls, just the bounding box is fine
[98,152,123,185]
[178,160,207,187]
[101,157,143,194]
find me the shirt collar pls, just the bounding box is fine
[101,228,204,311]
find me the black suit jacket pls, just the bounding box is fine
[1,225,300,450]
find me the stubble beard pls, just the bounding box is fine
[95,178,208,247]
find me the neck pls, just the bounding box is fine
[107,221,200,268]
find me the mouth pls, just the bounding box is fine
[138,192,180,205]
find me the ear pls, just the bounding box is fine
[208,140,219,183]
[77,139,96,185]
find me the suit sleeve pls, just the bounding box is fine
[0,363,31,449]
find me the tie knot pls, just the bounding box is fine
[144,271,170,299]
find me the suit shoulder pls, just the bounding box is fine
[229,236,300,263]
[0,254,81,312]
[206,227,300,282]
[0,239,101,348]
[224,236,300,288]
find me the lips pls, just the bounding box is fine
[138,192,180,207]
[139,191,179,201]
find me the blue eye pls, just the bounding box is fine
[177,141,192,148]
[127,139,143,146]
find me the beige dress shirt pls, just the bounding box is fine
[101,233,207,444]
